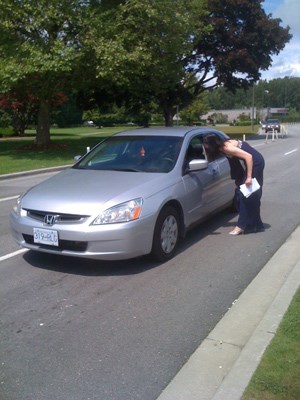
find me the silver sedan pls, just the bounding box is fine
[10,127,235,261]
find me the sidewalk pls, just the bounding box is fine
[157,225,300,400]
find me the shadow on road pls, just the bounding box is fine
[22,208,270,277]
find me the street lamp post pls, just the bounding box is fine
[264,90,269,120]
[251,85,255,131]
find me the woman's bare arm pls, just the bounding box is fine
[223,142,253,186]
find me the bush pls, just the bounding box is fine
[0,111,12,128]
[235,120,252,126]
[0,126,14,137]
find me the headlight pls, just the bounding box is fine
[13,196,22,216]
[92,198,143,225]
[13,195,27,217]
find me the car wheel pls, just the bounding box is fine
[151,206,180,262]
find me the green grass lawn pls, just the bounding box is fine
[0,126,136,175]
[0,124,259,175]
[242,287,300,400]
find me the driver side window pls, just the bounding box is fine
[186,137,205,161]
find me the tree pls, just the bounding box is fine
[88,0,291,125]
[0,0,95,145]
[53,93,83,127]
[0,89,67,134]
[0,91,38,135]
[0,0,292,132]
[194,0,292,89]
[88,0,209,126]
[206,77,300,112]
[180,94,210,125]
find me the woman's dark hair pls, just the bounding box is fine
[203,133,227,160]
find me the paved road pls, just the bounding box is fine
[0,127,300,400]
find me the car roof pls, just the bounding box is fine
[114,127,228,139]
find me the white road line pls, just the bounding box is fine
[0,248,28,262]
[284,148,298,156]
[0,195,19,203]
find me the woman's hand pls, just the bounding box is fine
[245,176,252,187]
[223,142,253,186]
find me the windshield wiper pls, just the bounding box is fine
[110,168,142,172]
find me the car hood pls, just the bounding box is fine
[21,168,178,215]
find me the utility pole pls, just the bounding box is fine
[251,85,255,131]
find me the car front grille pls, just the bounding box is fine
[23,234,88,252]
[26,209,89,224]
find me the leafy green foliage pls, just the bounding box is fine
[206,77,300,115]
[0,0,292,139]
[0,0,94,144]
[87,0,291,125]
[180,94,210,125]
[87,0,208,126]
[194,0,292,90]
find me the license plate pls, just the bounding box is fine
[33,228,59,246]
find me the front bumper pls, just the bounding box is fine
[10,211,154,260]
[266,126,280,132]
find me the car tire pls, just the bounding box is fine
[151,206,180,262]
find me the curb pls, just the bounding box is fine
[156,226,300,400]
[0,165,71,181]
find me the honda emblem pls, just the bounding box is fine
[44,215,56,226]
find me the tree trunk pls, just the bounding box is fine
[163,108,175,127]
[12,115,27,136]
[35,99,51,146]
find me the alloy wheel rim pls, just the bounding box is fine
[161,215,178,254]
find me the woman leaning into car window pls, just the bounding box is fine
[203,133,265,236]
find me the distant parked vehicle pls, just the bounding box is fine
[265,119,280,132]
[260,120,267,129]
[83,120,95,127]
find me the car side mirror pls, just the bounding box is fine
[187,159,208,172]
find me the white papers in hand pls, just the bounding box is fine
[240,178,260,198]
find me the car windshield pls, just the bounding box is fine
[74,135,183,173]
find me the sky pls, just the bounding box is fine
[261,0,300,80]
